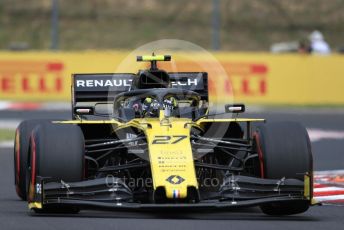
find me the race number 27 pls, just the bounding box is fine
[152,135,187,144]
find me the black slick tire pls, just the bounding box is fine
[255,121,313,215]
[28,123,84,213]
[14,120,51,200]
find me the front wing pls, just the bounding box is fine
[29,175,313,211]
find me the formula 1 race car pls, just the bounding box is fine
[14,55,314,215]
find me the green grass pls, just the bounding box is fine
[0,129,14,141]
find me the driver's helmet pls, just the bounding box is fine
[142,97,160,117]
[141,96,178,117]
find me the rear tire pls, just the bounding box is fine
[255,121,313,215]
[28,123,84,213]
[14,120,51,200]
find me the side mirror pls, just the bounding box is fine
[225,104,245,113]
[74,106,94,115]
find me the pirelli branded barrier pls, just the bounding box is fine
[0,51,343,104]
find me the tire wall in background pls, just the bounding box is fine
[0,51,343,105]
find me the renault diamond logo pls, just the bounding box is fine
[166,175,185,185]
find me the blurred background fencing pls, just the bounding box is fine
[0,0,344,105]
[1,0,344,51]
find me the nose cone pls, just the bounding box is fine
[144,119,198,200]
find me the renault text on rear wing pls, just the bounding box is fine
[72,72,208,104]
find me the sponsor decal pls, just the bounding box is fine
[76,79,132,88]
[221,63,268,96]
[36,183,42,194]
[74,75,134,92]
[171,78,198,87]
[166,175,185,185]
[172,189,180,198]
[75,79,199,88]
[74,74,205,91]
[0,61,64,95]
[159,62,268,97]
[169,73,205,91]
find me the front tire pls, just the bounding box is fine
[255,121,313,215]
[28,123,84,213]
[14,120,50,200]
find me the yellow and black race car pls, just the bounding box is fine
[14,55,314,215]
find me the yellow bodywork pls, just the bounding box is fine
[139,55,169,61]
[55,114,265,199]
[28,202,42,209]
[304,174,317,204]
[144,118,197,199]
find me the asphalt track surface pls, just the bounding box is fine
[0,109,343,230]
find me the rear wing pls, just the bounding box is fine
[72,72,208,106]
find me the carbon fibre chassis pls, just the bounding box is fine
[29,174,312,211]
